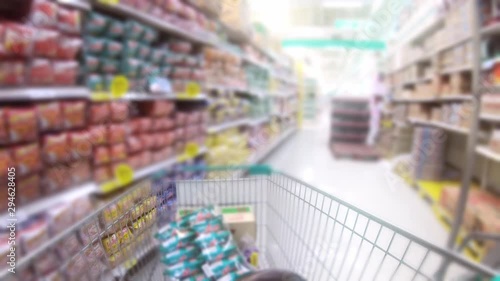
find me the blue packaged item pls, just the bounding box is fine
[164,257,205,279]
[195,231,230,249]
[201,241,237,262]
[192,216,223,234]
[162,246,199,265]
[160,230,196,253]
[210,256,244,279]
[180,273,210,281]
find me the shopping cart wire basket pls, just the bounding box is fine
[2,165,498,281]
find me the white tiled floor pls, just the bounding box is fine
[263,107,448,246]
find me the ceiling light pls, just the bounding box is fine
[322,0,364,8]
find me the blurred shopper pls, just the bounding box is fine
[367,74,386,146]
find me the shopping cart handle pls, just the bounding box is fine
[182,165,273,175]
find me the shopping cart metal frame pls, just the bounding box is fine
[0,166,497,281]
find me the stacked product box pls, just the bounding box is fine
[411,127,446,180]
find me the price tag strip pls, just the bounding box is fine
[91,75,129,102]
[100,164,135,194]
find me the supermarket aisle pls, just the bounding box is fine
[264,106,448,246]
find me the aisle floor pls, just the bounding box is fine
[264,113,447,246]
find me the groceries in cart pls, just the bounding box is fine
[155,206,254,281]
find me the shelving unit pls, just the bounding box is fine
[384,0,499,265]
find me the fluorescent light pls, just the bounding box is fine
[322,0,364,8]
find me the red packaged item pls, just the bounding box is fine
[139,118,152,133]
[41,133,69,164]
[108,124,127,144]
[57,8,81,34]
[0,61,25,86]
[169,40,192,54]
[165,0,181,13]
[7,107,38,143]
[37,102,62,132]
[140,134,154,149]
[110,143,127,161]
[31,0,58,27]
[0,149,12,180]
[89,103,110,124]
[128,154,142,169]
[20,219,48,254]
[33,29,59,57]
[47,203,73,235]
[129,118,141,134]
[29,59,53,85]
[42,165,69,194]
[69,131,92,159]
[94,165,112,183]
[127,136,143,154]
[110,102,129,122]
[69,160,91,184]
[53,61,78,85]
[0,108,7,144]
[93,146,110,165]
[1,23,34,56]
[63,101,86,129]
[138,101,174,117]
[89,125,107,145]
[17,175,41,205]
[57,37,82,59]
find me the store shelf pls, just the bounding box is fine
[479,85,500,94]
[332,120,369,128]
[331,132,366,141]
[248,116,270,126]
[434,35,472,54]
[333,109,370,117]
[480,114,500,122]
[416,76,433,83]
[0,182,96,221]
[93,1,215,46]
[207,119,250,133]
[476,145,500,162]
[248,128,296,164]
[440,64,473,75]
[243,55,271,70]
[438,95,473,101]
[392,97,437,103]
[408,118,469,135]
[481,22,500,37]
[58,0,91,10]
[0,87,90,101]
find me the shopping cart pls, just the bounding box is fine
[2,166,498,281]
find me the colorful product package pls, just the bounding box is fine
[209,256,246,279]
[201,241,237,263]
[108,124,127,144]
[69,131,92,159]
[195,231,230,250]
[93,146,110,165]
[47,204,73,235]
[42,165,70,194]
[141,26,157,43]
[41,133,69,164]
[85,12,109,35]
[192,216,223,234]
[33,29,59,57]
[93,165,112,183]
[1,22,34,56]
[7,107,38,143]
[0,61,25,86]
[104,40,123,58]
[110,143,127,161]
[37,102,62,132]
[126,136,143,154]
[89,103,110,124]
[31,0,58,28]
[122,40,140,58]
[162,246,199,266]
[106,19,124,39]
[57,36,83,59]
[124,20,145,40]
[86,74,104,91]
[0,108,7,144]
[90,125,107,145]
[100,58,120,74]
[159,230,196,253]
[57,234,81,260]
[62,101,86,129]
[69,160,91,184]
[13,143,41,176]
[53,60,78,85]
[163,257,205,279]
[29,58,53,85]
[17,175,41,205]
[110,102,129,122]
[84,36,106,54]
[57,7,81,34]
[83,55,100,73]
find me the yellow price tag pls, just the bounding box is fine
[100,180,118,194]
[185,142,199,158]
[185,82,201,97]
[114,164,134,186]
[124,258,137,269]
[111,75,129,98]
[99,0,119,5]
[250,252,259,267]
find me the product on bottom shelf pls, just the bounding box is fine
[411,127,446,180]
[156,206,254,280]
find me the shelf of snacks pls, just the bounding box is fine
[207,118,251,134]
[476,145,500,163]
[247,128,296,165]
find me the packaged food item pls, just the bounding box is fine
[163,257,204,279]
[57,7,81,34]
[7,107,37,143]
[34,250,59,275]
[127,136,143,154]
[56,36,82,59]
[195,231,230,249]
[110,143,127,161]
[69,131,92,159]
[192,216,223,234]
[169,40,192,54]
[100,58,119,74]
[69,160,91,184]
[37,102,62,132]
[0,149,12,179]
[104,40,123,57]
[13,143,40,176]
[0,61,25,86]
[42,165,69,194]
[120,58,141,78]
[62,101,86,129]
[64,254,88,281]
[122,40,139,58]
[84,36,106,54]
[110,102,129,122]
[108,124,127,144]
[33,29,59,57]
[161,245,199,266]
[29,58,53,85]
[217,267,252,281]
[93,146,110,165]
[142,26,157,43]
[31,0,58,27]
[106,19,124,39]
[124,20,144,40]
[79,219,101,244]
[53,60,78,85]
[138,101,174,117]
[0,109,6,145]
[172,67,191,79]
[86,74,104,91]
[19,219,49,254]
[210,256,246,279]
[184,273,210,281]
[159,229,196,253]
[89,125,107,145]
[150,49,164,64]
[89,103,110,124]
[165,0,182,14]
[47,204,72,235]
[57,234,81,259]
[201,241,237,262]
[17,175,41,205]
[138,44,151,60]
[85,12,109,35]
[41,133,69,164]
[1,22,34,56]
[94,165,112,183]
